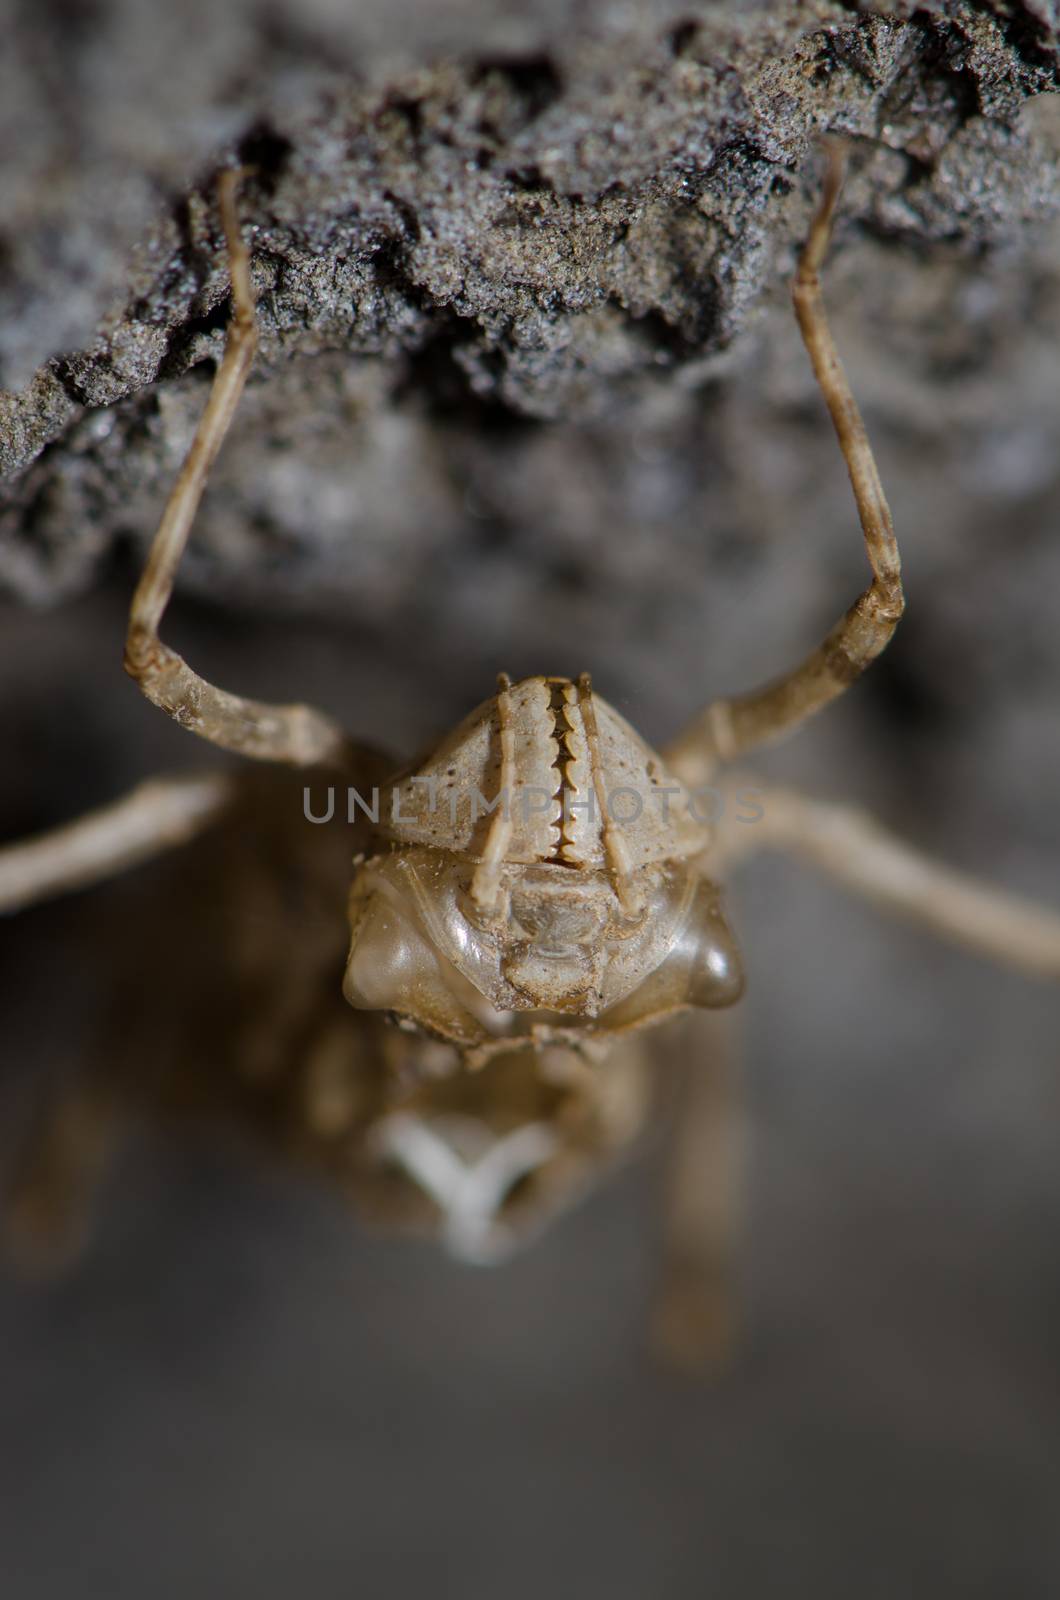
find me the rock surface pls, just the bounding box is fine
[1,0,1058,617]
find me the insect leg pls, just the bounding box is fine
[5,1074,123,1272]
[124,171,362,773]
[720,778,1060,981]
[666,142,904,789]
[651,1009,744,1373]
[0,771,234,915]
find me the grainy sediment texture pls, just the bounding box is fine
[1,0,1058,618]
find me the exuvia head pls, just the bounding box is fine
[343,674,743,1057]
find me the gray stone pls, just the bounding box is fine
[1,0,1057,614]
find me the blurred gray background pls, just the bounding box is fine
[1,1,1059,1595]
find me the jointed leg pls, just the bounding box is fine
[124,171,360,773]
[652,1010,744,1373]
[0,772,233,915]
[719,778,1060,982]
[5,1074,123,1272]
[667,143,904,789]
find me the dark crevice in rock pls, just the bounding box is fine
[155,300,233,385]
[236,123,297,194]
[470,53,564,124]
[665,20,701,59]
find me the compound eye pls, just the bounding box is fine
[594,875,744,1034]
[344,892,485,1047]
[344,892,432,1011]
[680,880,744,1009]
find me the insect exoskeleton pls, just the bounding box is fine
[344,674,744,1061]
[359,1036,654,1264]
